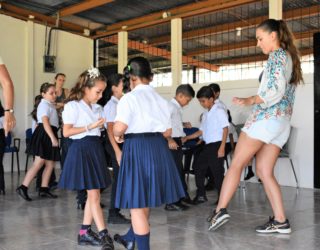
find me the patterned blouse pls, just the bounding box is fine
[244,48,295,129]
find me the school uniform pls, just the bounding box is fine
[58,100,111,190]
[215,99,227,113]
[168,98,188,195]
[194,104,229,198]
[103,96,122,210]
[29,99,60,161]
[114,84,185,209]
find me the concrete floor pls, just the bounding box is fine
[0,172,320,250]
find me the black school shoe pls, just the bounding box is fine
[207,208,231,231]
[114,234,135,250]
[192,195,208,205]
[165,202,189,211]
[78,228,101,246]
[16,185,32,201]
[255,217,292,234]
[38,187,58,198]
[108,210,131,224]
[181,195,194,205]
[99,231,114,250]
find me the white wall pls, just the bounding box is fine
[156,74,314,189]
[0,14,93,172]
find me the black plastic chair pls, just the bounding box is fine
[4,132,20,175]
[25,128,33,173]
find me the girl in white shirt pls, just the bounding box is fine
[17,83,60,201]
[113,57,185,250]
[102,73,130,224]
[58,68,113,249]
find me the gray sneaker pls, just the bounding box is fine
[255,217,291,234]
[208,208,231,231]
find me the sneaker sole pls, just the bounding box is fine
[256,228,292,234]
[208,214,231,231]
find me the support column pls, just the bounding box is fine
[171,18,182,87]
[269,0,282,20]
[26,20,34,129]
[118,31,128,73]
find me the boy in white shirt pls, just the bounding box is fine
[165,84,195,211]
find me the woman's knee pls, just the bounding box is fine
[256,166,273,181]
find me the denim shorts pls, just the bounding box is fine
[242,118,291,149]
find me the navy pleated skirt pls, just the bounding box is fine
[29,124,60,161]
[115,133,186,209]
[58,136,111,191]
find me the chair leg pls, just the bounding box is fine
[16,151,20,175]
[11,152,14,174]
[289,158,298,188]
[25,154,29,173]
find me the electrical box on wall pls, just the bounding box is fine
[44,55,56,73]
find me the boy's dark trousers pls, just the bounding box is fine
[194,141,225,197]
[183,142,204,173]
[170,137,188,196]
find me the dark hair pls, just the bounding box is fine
[123,56,153,83]
[208,83,220,94]
[30,95,43,122]
[40,82,55,94]
[66,69,106,102]
[99,73,123,106]
[54,73,66,80]
[30,83,55,122]
[257,19,303,85]
[196,86,215,99]
[176,84,195,98]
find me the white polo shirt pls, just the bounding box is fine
[103,96,119,125]
[37,99,59,128]
[200,104,229,144]
[115,84,171,134]
[62,100,103,139]
[215,99,227,112]
[169,98,185,138]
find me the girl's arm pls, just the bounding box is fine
[163,128,172,139]
[42,116,58,147]
[63,118,105,137]
[107,122,122,165]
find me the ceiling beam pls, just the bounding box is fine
[93,0,261,38]
[59,0,114,17]
[149,5,320,46]
[186,29,318,57]
[0,2,86,35]
[103,36,219,72]
[218,48,313,65]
